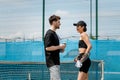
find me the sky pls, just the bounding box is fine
[0,0,120,40]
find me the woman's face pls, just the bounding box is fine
[76,25,84,33]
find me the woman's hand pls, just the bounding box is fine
[74,57,77,62]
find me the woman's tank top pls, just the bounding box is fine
[79,40,87,49]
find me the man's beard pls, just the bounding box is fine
[56,26,60,29]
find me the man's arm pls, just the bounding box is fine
[46,46,60,51]
[44,33,65,51]
[46,44,65,51]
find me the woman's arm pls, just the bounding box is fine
[82,33,92,54]
[80,33,92,62]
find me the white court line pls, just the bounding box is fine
[104,72,120,74]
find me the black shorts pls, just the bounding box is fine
[79,58,91,73]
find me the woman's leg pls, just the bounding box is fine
[77,72,88,80]
[85,73,88,80]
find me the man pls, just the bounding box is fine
[44,15,66,80]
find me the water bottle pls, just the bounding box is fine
[75,60,82,68]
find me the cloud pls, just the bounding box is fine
[54,10,69,17]
[27,32,42,40]
[0,0,29,5]
[0,0,39,9]
[0,32,24,40]
[99,12,120,17]
[0,32,42,41]
[54,9,120,19]
[8,32,24,39]
[54,10,92,18]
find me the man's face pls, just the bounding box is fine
[53,20,61,29]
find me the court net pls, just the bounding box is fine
[0,60,104,80]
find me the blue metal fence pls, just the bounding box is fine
[0,39,120,80]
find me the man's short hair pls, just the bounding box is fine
[49,15,61,25]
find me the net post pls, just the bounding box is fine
[28,73,31,80]
[101,60,104,80]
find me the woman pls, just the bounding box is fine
[73,20,92,80]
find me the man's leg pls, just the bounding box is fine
[49,65,61,80]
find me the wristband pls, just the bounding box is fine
[81,53,89,62]
[77,53,84,60]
